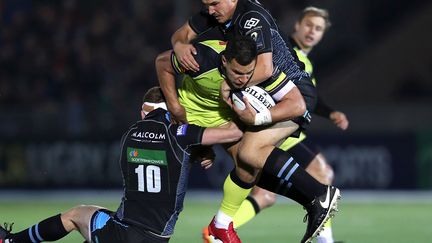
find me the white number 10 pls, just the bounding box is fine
[135,165,161,193]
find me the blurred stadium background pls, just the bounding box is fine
[1,0,431,242]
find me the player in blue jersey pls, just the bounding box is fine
[0,86,243,243]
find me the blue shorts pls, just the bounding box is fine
[90,209,170,243]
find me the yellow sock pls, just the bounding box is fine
[220,173,252,217]
[324,218,332,228]
[233,197,259,228]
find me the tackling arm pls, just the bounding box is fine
[201,121,243,145]
[171,22,199,72]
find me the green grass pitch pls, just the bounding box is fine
[1,197,431,242]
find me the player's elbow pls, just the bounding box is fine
[226,123,244,142]
[260,63,273,80]
[294,98,307,117]
[232,129,244,142]
[155,50,171,69]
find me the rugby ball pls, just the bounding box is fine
[231,86,275,112]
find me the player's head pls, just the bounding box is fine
[141,86,167,119]
[293,6,331,51]
[222,35,257,89]
[202,0,238,24]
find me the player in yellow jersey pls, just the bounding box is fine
[157,35,340,243]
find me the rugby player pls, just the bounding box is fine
[232,7,349,243]
[157,34,340,243]
[0,86,243,243]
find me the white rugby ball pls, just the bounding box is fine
[231,86,275,112]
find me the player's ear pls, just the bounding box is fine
[294,21,300,31]
[141,110,145,119]
[221,55,227,66]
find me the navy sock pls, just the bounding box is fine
[260,147,326,204]
[11,214,69,242]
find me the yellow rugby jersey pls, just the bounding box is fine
[171,39,296,128]
[171,40,233,127]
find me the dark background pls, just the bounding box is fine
[1,0,431,189]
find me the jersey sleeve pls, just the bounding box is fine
[237,11,273,54]
[169,124,205,149]
[189,9,219,35]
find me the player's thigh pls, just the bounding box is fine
[238,121,299,167]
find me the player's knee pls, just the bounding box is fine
[307,155,334,185]
[237,147,254,167]
[252,190,276,209]
[61,205,86,231]
[260,192,276,208]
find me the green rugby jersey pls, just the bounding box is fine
[171,40,296,127]
[171,40,233,127]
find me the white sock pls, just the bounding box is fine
[316,225,334,243]
[214,210,233,229]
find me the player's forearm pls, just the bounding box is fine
[171,22,197,47]
[155,51,180,107]
[314,95,334,119]
[269,87,306,123]
[202,123,243,145]
[248,52,273,85]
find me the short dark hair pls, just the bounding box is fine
[143,86,165,103]
[224,35,257,65]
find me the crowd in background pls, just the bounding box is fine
[0,0,429,138]
[0,0,177,137]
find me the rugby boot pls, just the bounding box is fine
[0,223,13,243]
[301,186,341,243]
[202,226,211,243]
[207,217,241,243]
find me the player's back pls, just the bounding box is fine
[173,40,234,127]
[114,108,203,236]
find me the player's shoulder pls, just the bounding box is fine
[187,40,225,77]
[237,0,273,24]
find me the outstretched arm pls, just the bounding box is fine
[201,121,243,145]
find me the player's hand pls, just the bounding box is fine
[220,80,233,107]
[232,96,257,125]
[191,146,215,170]
[173,43,199,72]
[168,103,188,124]
[200,158,214,170]
[330,111,349,130]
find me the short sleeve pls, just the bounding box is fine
[189,9,219,35]
[237,11,273,54]
[169,124,205,148]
